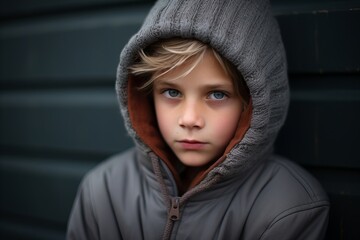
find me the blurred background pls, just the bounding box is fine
[0,0,359,239]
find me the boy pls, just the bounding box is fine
[67,0,329,239]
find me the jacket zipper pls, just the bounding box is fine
[150,152,223,239]
[162,197,181,240]
[169,197,180,221]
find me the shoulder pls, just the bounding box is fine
[262,157,328,201]
[71,148,146,220]
[268,156,328,204]
[84,147,138,182]
[243,156,330,239]
[67,148,142,239]
[78,147,142,201]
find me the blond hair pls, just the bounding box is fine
[129,38,249,103]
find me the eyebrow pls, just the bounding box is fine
[156,78,175,84]
[153,80,178,89]
[155,79,234,89]
[203,83,234,90]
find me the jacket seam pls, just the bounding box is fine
[258,201,330,240]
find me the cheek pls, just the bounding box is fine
[211,109,241,144]
[154,100,174,140]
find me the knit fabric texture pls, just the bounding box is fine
[116,0,289,184]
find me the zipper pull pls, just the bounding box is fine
[169,197,180,221]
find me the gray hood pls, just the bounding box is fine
[116,0,289,186]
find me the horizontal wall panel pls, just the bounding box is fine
[0,88,133,154]
[0,5,150,83]
[272,0,360,14]
[277,8,360,73]
[308,168,360,196]
[0,155,97,224]
[0,218,65,240]
[0,0,152,18]
[276,100,360,167]
[275,75,360,168]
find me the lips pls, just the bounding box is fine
[177,139,207,150]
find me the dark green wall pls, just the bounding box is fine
[0,0,359,239]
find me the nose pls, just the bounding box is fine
[178,100,205,129]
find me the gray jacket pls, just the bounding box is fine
[67,0,329,239]
[67,148,329,239]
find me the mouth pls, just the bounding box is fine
[177,139,207,150]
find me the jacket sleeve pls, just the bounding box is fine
[66,176,99,240]
[259,202,329,240]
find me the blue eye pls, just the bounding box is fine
[209,91,226,100]
[164,89,180,98]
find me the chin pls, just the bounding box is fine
[176,153,214,167]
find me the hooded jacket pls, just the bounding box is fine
[67,0,330,239]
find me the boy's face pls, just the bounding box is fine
[153,50,243,167]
